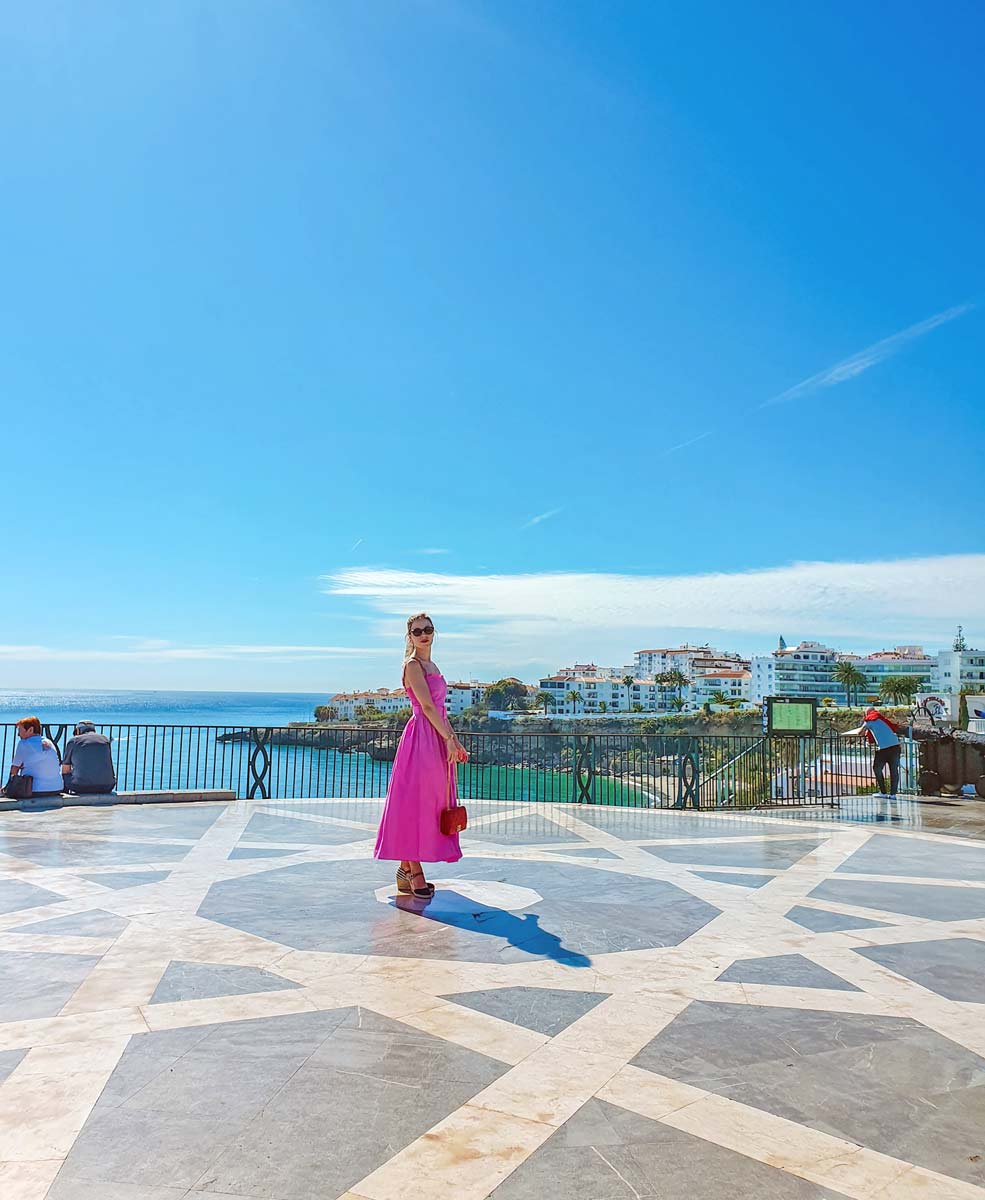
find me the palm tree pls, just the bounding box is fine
[709,690,730,706]
[622,674,635,713]
[664,669,690,705]
[598,701,608,713]
[833,661,867,707]
[533,690,555,716]
[879,675,924,707]
[565,689,584,714]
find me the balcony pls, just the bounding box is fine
[3,746,984,1200]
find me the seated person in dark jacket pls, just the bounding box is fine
[61,721,116,794]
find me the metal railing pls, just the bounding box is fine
[0,724,919,808]
[696,733,919,807]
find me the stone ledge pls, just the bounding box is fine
[0,788,236,812]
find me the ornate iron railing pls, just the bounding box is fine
[1,723,920,808]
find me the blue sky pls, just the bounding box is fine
[5,1,984,691]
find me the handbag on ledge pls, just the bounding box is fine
[4,774,33,801]
[440,761,467,835]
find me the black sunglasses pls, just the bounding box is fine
[411,625,435,637]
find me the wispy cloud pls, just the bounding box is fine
[0,641,392,664]
[659,301,976,458]
[760,302,974,409]
[323,555,985,670]
[350,538,363,552]
[659,431,712,457]
[415,547,451,555]
[520,507,563,530]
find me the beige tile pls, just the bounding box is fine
[352,1102,554,1200]
[547,992,689,1058]
[469,1044,624,1127]
[394,999,547,1065]
[0,1008,148,1053]
[0,934,116,956]
[140,987,317,1031]
[13,1036,132,1078]
[59,958,174,1015]
[0,1066,119,1160]
[596,1064,706,1119]
[0,1158,62,1200]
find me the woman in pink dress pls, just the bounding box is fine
[374,613,469,899]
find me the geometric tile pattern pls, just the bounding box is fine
[783,904,893,933]
[198,856,722,962]
[809,876,985,920]
[10,909,130,939]
[694,869,777,888]
[0,949,104,1021]
[1,794,985,1200]
[854,937,985,1003]
[78,869,171,889]
[834,833,985,881]
[440,986,611,1035]
[630,1000,985,1188]
[644,836,826,869]
[716,953,861,991]
[488,1097,850,1198]
[149,959,303,1004]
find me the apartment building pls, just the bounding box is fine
[750,641,845,704]
[445,681,492,716]
[634,644,748,680]
[691,669,752,707]
[537,674,673,714]
[934,632,985,693]
[751,640,939,705]
[858,647,935,697]
[330,681,492,720]
[328,688,409,721]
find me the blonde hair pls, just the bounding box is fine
[403,612,434,666]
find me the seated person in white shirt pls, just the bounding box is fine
[5,716,64,797]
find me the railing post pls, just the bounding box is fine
[247,727,272,800]
[674,736,700,808]
[574,735,595,803]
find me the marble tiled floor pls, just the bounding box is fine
[1,795,984,1200]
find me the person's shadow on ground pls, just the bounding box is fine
[391,889,592,968]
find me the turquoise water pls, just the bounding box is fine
[0,689,326,727]
[0,690,646,805]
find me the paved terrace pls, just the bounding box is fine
[1,795,984,1200]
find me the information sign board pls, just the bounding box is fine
[767,696,817,737]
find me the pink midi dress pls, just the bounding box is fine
[373,666,463,864]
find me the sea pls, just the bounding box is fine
[0,689,641,805]
[0,689,326,728]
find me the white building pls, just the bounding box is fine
[634,644,747,682]
[330,681,492,720]
[857,647,935,699]
[691,669,752,707]
[933,628,985,695]
[327,688,408,721]
[749,641,845,704]
[537,674,673,714]
[751,638,940,705]
[444,681,492,716]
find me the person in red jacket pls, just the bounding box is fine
[843,707,901,798]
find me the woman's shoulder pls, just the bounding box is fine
[404,657,439,678]
[402,656,428,680]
